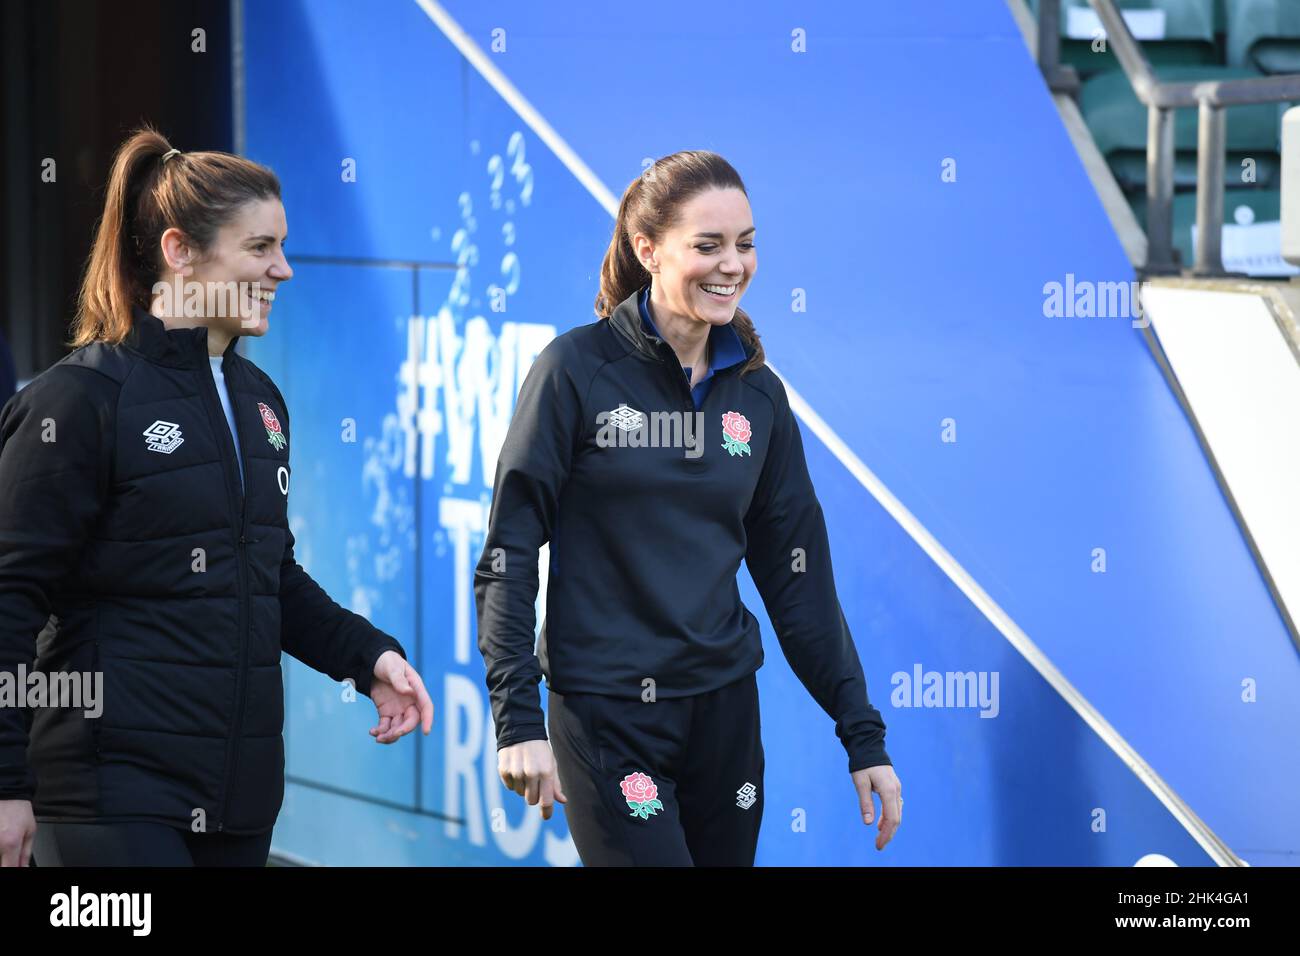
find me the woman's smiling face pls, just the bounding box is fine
[192,198,293,339]
[635,187,756,327]
[157,197,293,342]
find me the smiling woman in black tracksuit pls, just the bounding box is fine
[476,150,903,866]
[0,127,434,868]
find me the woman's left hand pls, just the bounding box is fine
[852,764,902,850]
[368,651,435,743]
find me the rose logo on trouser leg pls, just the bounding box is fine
[620,771,664,819]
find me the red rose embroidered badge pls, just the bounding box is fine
[258,402,287,451]
[721,410,752,457]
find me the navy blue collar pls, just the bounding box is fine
[637,285,747,372]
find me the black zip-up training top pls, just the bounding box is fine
[474,287,891,772]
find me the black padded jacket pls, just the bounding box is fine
[0,306,406,834]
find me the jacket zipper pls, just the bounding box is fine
[631,313,733,434]
[196,351,251,833]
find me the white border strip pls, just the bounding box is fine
[414,0,1242,868]
[781,381,1242,866]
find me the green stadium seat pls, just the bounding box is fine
[1080,65,1289,190]
[1029,0,1221,78]
[1226,0,1300,74]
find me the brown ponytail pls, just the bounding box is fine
[594,150,765,375]
[70,125,282,348]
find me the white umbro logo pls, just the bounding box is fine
[736,782,758,810]
[608,403,644,431]
[143,420,185,454]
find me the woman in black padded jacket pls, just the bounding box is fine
[0,127,434,867]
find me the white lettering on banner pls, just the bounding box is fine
[442,672,578,865]
[440,497,487,667]
[397,309,554,483]
[352,312,567,864]
[318,129,578,865]
[444,673,486,847]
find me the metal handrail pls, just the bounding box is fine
[1038,0,1300,275]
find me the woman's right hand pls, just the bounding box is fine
[497,740,567,820]
[0,800,35,867]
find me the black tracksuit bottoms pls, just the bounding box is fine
[32,822,273,867]
[547,672,764,866]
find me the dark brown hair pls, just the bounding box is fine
[594,150,764,374]
[70,125,282,347]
